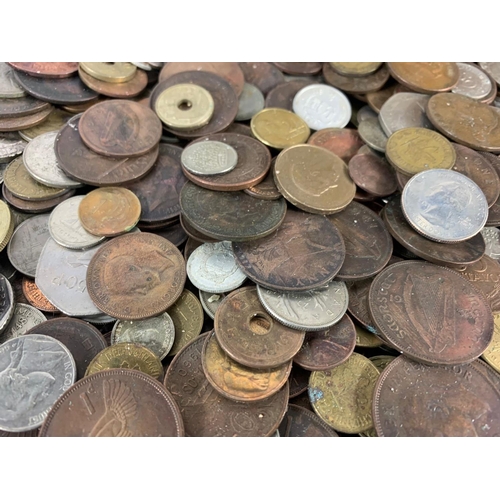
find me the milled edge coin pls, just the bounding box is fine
[181,140,238,176]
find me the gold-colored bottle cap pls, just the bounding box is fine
[79,62,137,83]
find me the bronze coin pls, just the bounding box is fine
[180,181,286,242]
[232,209,345,292]
[0,106,53,132]
[279,404,339,437]
[307,128,365,163]
[224,122,253,137]
[264,80,312,110]
[346,279,378,334]
[0,95,50,118]
[348,152,398,197]
[373,356,500,436]
[383,196,486,267]
[61,96,104,114]
[184,133,271,191]
[365,85,399,113]
[39,369,184,436]
[79,100,162,158]
[87,232,186,320]
[328,201,393,280]
[8,62,78,79]
[21,276,59,313]
[244,162,282,201]
[387,62,459,93]
[323,62,390,93]
[273,63,322,76]
[293,314,356,371]
[487,199,500,227]
[164,333,288,436]
[150,71,238,139]
[78,66,148,98]
[369,260,494,365]
[239,62,285,95]
[55,115,158,187]
[179,214,219,243]
[2,183,75,213]
[329,62,383,77]
[289,363,310,398]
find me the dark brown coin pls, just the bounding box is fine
[279,404,339,437]
[61,96,104,114]
[373,356,500,436]
[388,62,459,94]
[307,128,365,163]
[328,201,392,280]
[395,170,411,191]
[150,71,238,139]
[21,277,59,312]
[2,184,75,213]
[179,214,219,243]
[0,106,53,132]
[353,188,377,203]
[180,181,286,242]
[39,369,184,436]
[78,66,148,98]
[323,63,390,93]
[232,209,345,291]
[8,62,78,79]
[265,80,312,110]
[153,222,188,247]
[224,122,253,137]
[79,100,162,158]
[346,279,378,333]
[185,133,271,191]
[239,62,285,95]
[293,314,356,371]
[365,85,399,113]
[289,363,310,398]
[273,63,322,76]
[24,317,107,380]
[164,333,288,436]
[348,152,398,197]
[244,164,281,200]
[369,261,494,365]
[0,96,50,118]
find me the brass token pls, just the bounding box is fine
[385,127,456,176]
[355,323,383,348]
[79,62,137,83]
[154,83,214,130]
[274,144,355,214]
[482,312,500,374]
[251,108,310,149]
[18,108,72,142]
[78,187,141,237]
[387,62,459,93]
[0,200,12,252]
[329,62,382,77]
[308,352,379,434]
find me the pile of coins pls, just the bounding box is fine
[1,61,500,437]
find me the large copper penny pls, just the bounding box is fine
[232,209,345,292]
[308,128,365,163]
[369,261,494,365]
[264,80,312,110]
[279,404,339,437]
[8,63,78,79]
[387,62,459,93]
[39,369,184,436]
[78,66,148,98]
[239,63,285,95]
[373,356,500,436]
[323,62,390,93]
[348,152,398,197]
[86,232,186,320]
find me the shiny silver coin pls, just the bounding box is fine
[0,63,25,98]
[181,140,238,176]
[199,290,226,320]
[452,63,493,100]
[0,132,27,162]
[0,274,14,334]
[479,63,500,86]
[401,169,489,243]
[0,304,46,344]
[358,117,388,153]
[236,82,265,121]
[256,281,349,331]
[481,227,500,261]
[131,62,153,71]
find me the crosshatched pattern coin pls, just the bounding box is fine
[181,141,238,176]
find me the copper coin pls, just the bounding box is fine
[322,62,390,93]
[369,261,494,365]
[8,63,78,79]
[179,214,219,243]
[2,183,75,213]
[78,66,148,98]
[54,115,158,187]
[279,404,339,437]
[373,356,500,436]
[150,71,238,139]
[328,201,392,281]
[87,232,186,320]
[61,96,104,114]
[39,369,184,436]
[289,364,310,398]
[0,95,50,118]
[159,62,244,96]
[244,163,282,200]
[273,63,322,76]
[366,85,399,114]
[79,100,162,158]
[346,279,378,333]
[348,152,398,197]
[264,80,312,110]
[387,62,459,93]
[307,128,365,163]
[232,209,345,292]
[0,106,53,132]
[165,333,288,436]
[224,122,253,137]
[180,181,286,242]
[239,62,285,95]
[21,277,59,313]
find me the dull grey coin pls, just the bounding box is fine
[358,117,388,152]
[131,62,154,71]
[111,312,175,360]
[256,281,349,331]
[0,274,14,334]
[293,84,351,130]
[0,132,27,162]
[9,208,34,229]
[479,63,500,85]
[49,195,106,250]
[0,63,25,99]
[0,334,76,432]
[357,105,378,123]
[452,63,493,100]
[7,214,50,278]
[481,227,500,261]
[0,304,46,344]
[199,290,226,320]
[181,140,238,176]
[401,169,489,243]
[236,82,265,121]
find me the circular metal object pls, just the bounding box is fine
[387,62,459,93]
[2,183,74,213]
[181,140,237,176]
[199,290,226,320]
[0,95,50,119]
[79,62,137,83]
[0,63,25,98]
[8,62,78,79]
[452,63,493,100]
[328,62,382,77]
[0,106,53,132]
[307,127,364,163]
[279,404,339,437]
[273,63,322,76]
[357,117,388,153]
[0,273,14,334]
[348,152,398,197]
[21,277,59,313]
[0,132,27,161]
[239,62,285,95]
[78,66,148,98]
[236,82,265,121]
[265,80,312,111]
[18,108,72,142]
[322,62,390,93]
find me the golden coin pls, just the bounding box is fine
[274,144,355,214]
[18,108,72,142]
[79,62,137,83]
[309,352,379,434]
[482,312,500,374]
[385,127,456,176]
[0,201,13,252]
[355,324,383,348]
[387,62,459,93]
[329,62,382,77]
[251,108,310,149]
[78,187,141,237]
[154,83,214,130]
[369,355,397,373]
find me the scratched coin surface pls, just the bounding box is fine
[0,303,46,344]
[244,164,281,201]
[0,132,27,161]
[452,63,493,100]
[279,404,339,437]
[369,261,494,365]
[387,62,459,93]
[181,140,238,176]
[0,63,25,98]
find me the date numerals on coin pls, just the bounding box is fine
[52,273,86,293]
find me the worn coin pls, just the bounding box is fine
[346,279,378,334]
[355,322,383,348]
[328,62,382,77]
[482,312,500,373]
[307,128,364,163]
[264,80,312,111]
[0,106,53,132]
[21,277,59,313]
[0,95,50,119]
[0,132,27,161]
[482,227,500,261]
[181,141,237,176]
[79,63,137,83]
[180,214,219,243]
[348,152,397,197]
[199,290,226,320]
[239,62,285,95]
[357,117,388,153]
[387,62,459,93]
[2,183,74,213]
[357,105,378,123]
[452,63,493,100]
[8,62,78,79]
[236,82,265,121]
[243,161,281,201]
[273,63,322,75]
[279,404,339,437]
[323,62,390,93]
[0,63,25,98]
[18,108,72,142]
[78,66,148,98]
[0,200,12,251]
[0,273,14,334]
[0,303,46,343]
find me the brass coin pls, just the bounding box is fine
[329,62,382,77]
[274,144,355,214]
[0,200,12,251]
[355,323,383,348]
[78,187,141,237]
[18,108,72,142]
[482,312,500,373]
[251,108,310,149]
[388,62,459,93]
[385,127,456,176]
[79,63,137,83]
[78,66,148,98]
[154,83,214,129]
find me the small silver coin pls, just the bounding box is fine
[181,140,238,176]
[479,63,500,86]
[0,304,46,344]
[481,227,500,261]
[0,132,27,162]
[0,334,76,432]
[358,117,388,153]
[49,195,106,250]
[0,274,14,334]
[452,63,493,100]
[293,84,351,130]
[111,312,175,360]
[199,290,226,320]
[187,241,247,293]
[7,214,51,278]
[236,82,265,121]
[401,169,489,243]
[0,63,25,99]
[256,281,349,332]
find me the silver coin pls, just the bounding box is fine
[479,63,500,86]
[378,93,433,136]
[22,131,82,188]
[0,304,46,345]
[49,195,106,250]
[0,63,25,99]
[187,241,247,293]
[293,84,351,130]
[181,141,238,176]
[35,237,105,317]
[236,82,265,121]
[256,281,349,332]
[111,312,175,360]
[481,227,500,261]
[357,105,378,123]
[0,163,6,184]
[401,169,489,243]
[452,63,493,100]
[0,132,27,162]
[9,208,35,229]
[0,274,14,334]
[7,214,51,278]
[358,117,388,152]
[147,62,164,69]
[131,62,153,71]
[0,334,76,432]
[199,290,226,320]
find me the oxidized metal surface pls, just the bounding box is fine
[0,200,12,251]
[2,183,74,213]
[78,66,148,98]
[355,323,383,348]
[346,279,378,333]
[265,80,311,111]
[181,141,237,176]
[274,63,322,75]
[323,62,390,93]
[483,312,500,373]
[452,63,493,100]
[199,290,225,320]
[357,117,388,153]
[387,62,459,93]
[19,108,72,142]
[244,165,281,201]
[236,82,265,121]
[279,404,339,437]
[0,95,50,118]
[21,277,59,312]
[239,62,285,95]
[348,152,397,197]
[307,128,364,163]
[8,62,78,78]
[329,62,382,77]
[0,106,53,132]
[79,63,137,83]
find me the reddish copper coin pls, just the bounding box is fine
[244,162,282,200]
[78,66,148,98]
[265,80,312,111]
[273,63,322,76]
[2,183,75,213]
[279,404,339,437]
[387,62,459,93]
[346,280,378,334]
[0,106,53,132]
[239,62,285,95]
[308,128,365,163]
[22,277,59,313]
[323,63,390,93]
[8,62,78,78]
[348,152,398,197]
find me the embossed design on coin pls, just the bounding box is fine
[482,312,500,373]
[22,277,59,312]
[387,62,459,93]
[0,274,14,334]
[0,132,27,161]
[0,63,25,98]
[482,227,500,261]
[181,141,238,176]
[452,63,493,100]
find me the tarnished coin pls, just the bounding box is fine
[21,277,59,312]
[0,132,27,161]
[279,404,339,437]
[355,323,383,348]
[9,62,78,79]
[348,152,397,197]
[329,62,382,77]
[0,95,50,119]
[244,164,281,201]
[39,368,184,437]
[387,62,459,93]
[369,355,397,373]
[482,312,500,373]
[0,106,53,132]
[479,63,500,85]
[199,290,226,320]
[482,227,500,261]
[323,63,390,93]
[236,82,265,121]
[401,169,488,243]
[0,274,14,334]
[153,222,188,248]
[0,63,25,98]
[452,63,493,100]
[357,117,388,153]
[357,105,378,123]
[307,128,364,163]
[78,66,148,98]
[265,80,312,111]
[2,183,74,214]
[0,200,12,252]
[181,141,237,176]
[1,303,46,342]
[239,62,285,95]
[18,108,72,142]
[274,63,322,75]
[346,279,378,334]
[180,214,219,243]
[79,63,137,83]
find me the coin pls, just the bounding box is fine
[355,322,383,348]
[323,62,390,93]
[0,132,27,161]
[0,95,50,118]
[199,290,225,320]
[0,106,53,132]
[348,152,397,197]
[153,222,188,247]
[21,277,59,312]
[482,227,500,261]
[181,140,237,176]
[80,63,137,83]
[387,62,459,93]
[18,108,72,142]
[244,165,281,201]
[78,66,148,98]
[279,404,339,437]
[483,312,500,373]
[452,63,493,100]
[236,82,265,121]
[2,183,74,213]
[0,63,25,98]
[273,63,322,75]
[0,200,12,250]
[357,117,388,153]
[307,128,364,163]
[264,80,312,111]
[328,62,382,77]
[8,62,78,78]
[239,62,285,95]
[0,273,14,334]
[180,214,219,243]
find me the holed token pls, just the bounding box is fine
[181,140,237,176]
[79,63,137,83]
[387,62,459,93]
